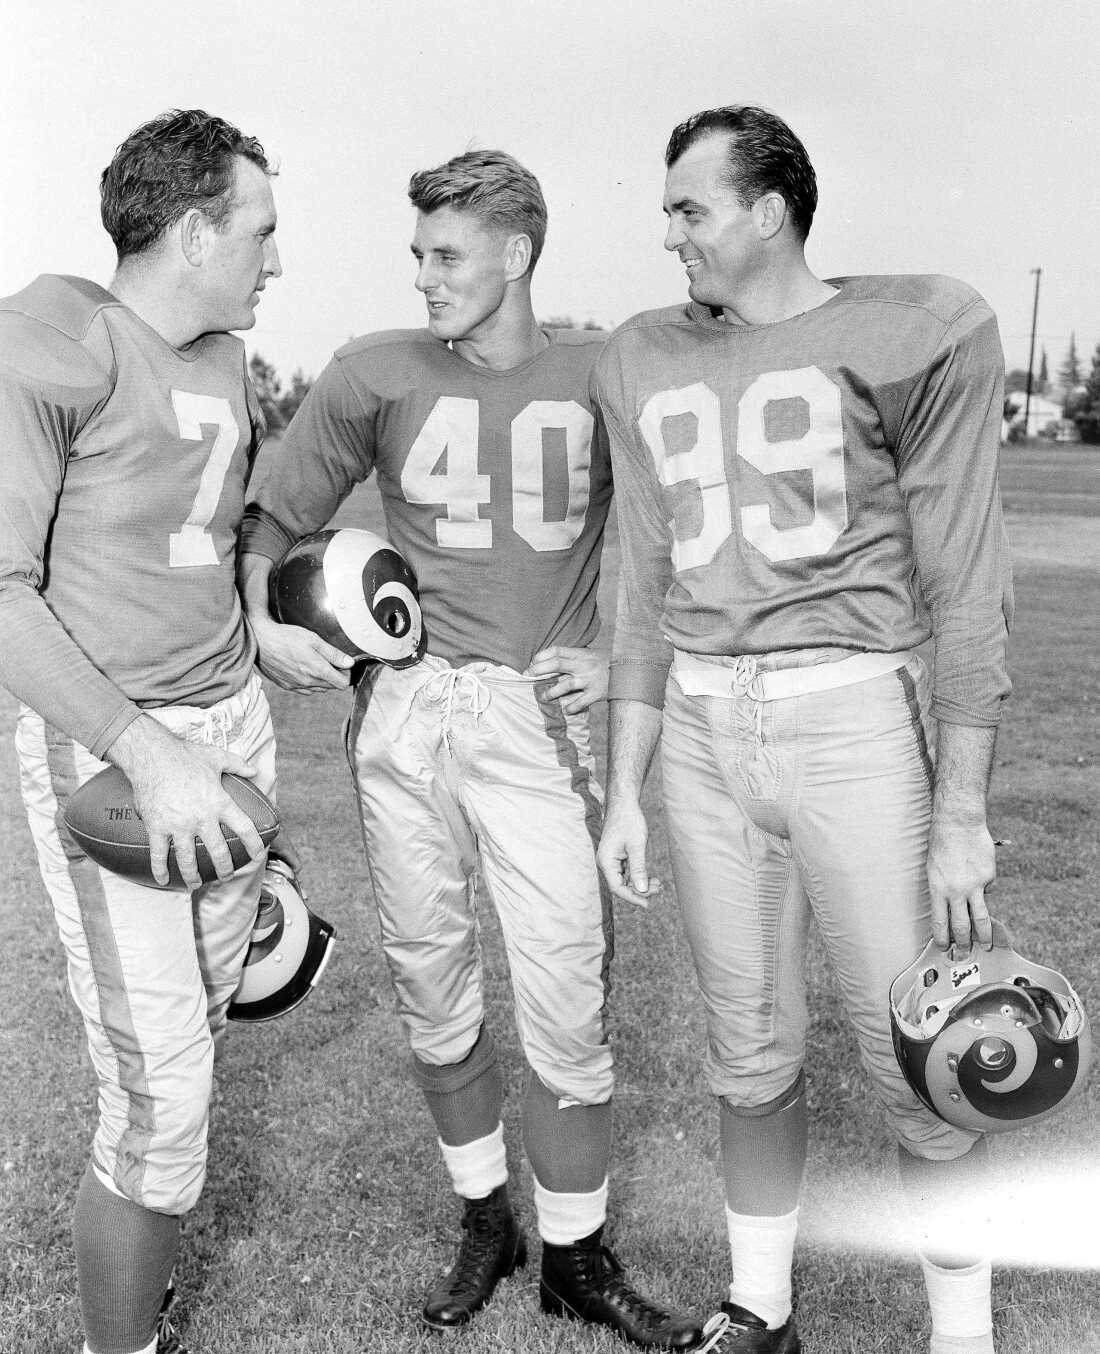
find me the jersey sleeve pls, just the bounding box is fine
[0,310,142,754]
[241,354,379,559]
[594,343,675,708]
[893,299,1013,726]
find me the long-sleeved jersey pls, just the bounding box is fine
[0,275,262,756]
[594,275,1013,726]
[242,327,612,672]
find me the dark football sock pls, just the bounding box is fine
[522,1072,611,1192]
[412,1024,504,1145]
[73,1162,180,1354]
[719,1074,808,1214]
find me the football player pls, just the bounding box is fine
[0,111,282,1354]
[594,106,1013,1354]
[239,150,701,1349]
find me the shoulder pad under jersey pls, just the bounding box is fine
[0,275,120,341]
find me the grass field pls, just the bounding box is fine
[1,442,1098,1352]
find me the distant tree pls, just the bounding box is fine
[539,315,608,332]
[249,352,286,433]
[1072,342,1100,444]
[1058,333,1082,392]
[1004,368,1031,395]
[1036,346,1048,394]
[278,368,313,425]
[1064,383,1087,422]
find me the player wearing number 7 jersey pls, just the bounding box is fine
[0,111,282,1354]
[594,107,1012,1353]
[239,150,701,1349]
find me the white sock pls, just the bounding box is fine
[922,1255,994,1354]
[83,1342,155,1354]
[533,1176,609,1245]
[438,1124,508,1199]
[726,1205,799,1330]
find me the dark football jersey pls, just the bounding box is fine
[243,327,612,671]
[0,275,262,755]
[594,275,1013,726]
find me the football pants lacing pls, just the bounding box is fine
[731,654,767,743]
[198,704,232,750]
[418,668,492,755]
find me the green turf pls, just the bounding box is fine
[1,443,1098,1352]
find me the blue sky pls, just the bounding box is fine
[3,0,1097,384]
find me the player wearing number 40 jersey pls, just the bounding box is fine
[240,149,701,1349]
[594,107,1013,1354]
[0,111,282,1354]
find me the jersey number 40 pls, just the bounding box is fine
[400,396,594,552]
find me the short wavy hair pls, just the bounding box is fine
[100,109,272,261]
[665,106,818,241]
[408,149,548,272]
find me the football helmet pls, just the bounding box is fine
[228,857,336,1022]
[270,527,426,668]
[890,920,1092,1133]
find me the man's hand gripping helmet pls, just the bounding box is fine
[890,920,1091,1133]
[270,527,426,668]
[228,857,336,1022]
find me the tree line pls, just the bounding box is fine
[249,320,605,438]
[248,354,314,435]
[1006,334,1100,442]
[254,327,1100,444]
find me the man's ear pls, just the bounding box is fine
[756,191,788,242]
[178,208,210,268]
[503,232,533,282]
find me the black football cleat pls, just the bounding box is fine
[155,1284,191,1354]
[422,1184,528,1329]
[695,1301,801,1353]
[539,1227,702,1349]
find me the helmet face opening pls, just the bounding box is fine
[889,924,1092,1133]
[228,860,336,1023]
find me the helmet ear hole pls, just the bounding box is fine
[377,599,410,637]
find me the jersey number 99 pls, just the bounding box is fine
[639,367,848,570]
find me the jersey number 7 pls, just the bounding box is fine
[169,389,240,568]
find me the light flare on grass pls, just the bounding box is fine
[799,1158,1100,1270]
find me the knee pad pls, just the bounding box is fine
[410,1024,498,1096]
[719,1071,805,1120]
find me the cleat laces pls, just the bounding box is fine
[155,1314,189,1354]
[155,1283,190,1354]
[591,1245,678,1326]
[698,1310,737,1351]
[451,1213,500,1284]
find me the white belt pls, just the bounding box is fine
[671,649,912,702]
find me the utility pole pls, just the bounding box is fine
[1023,267,1042,439]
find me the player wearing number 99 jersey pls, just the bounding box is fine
[594,108,1012,1354]
[240,150,702,1349]
[0,111,281,1354]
